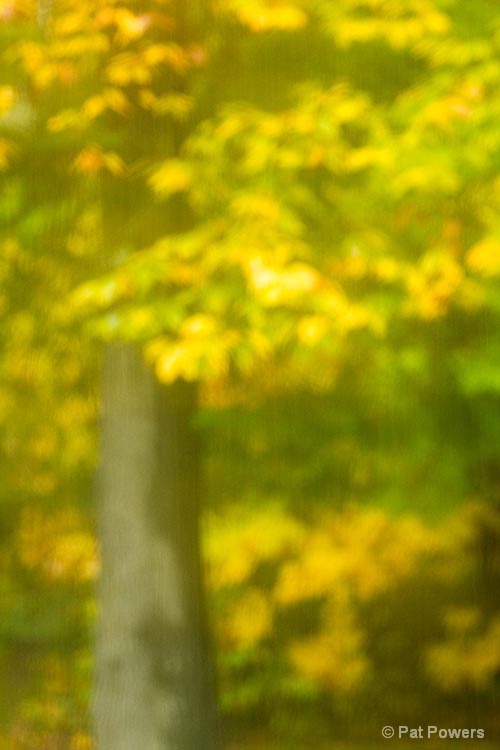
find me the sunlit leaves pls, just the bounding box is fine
[47,89,129,132]
[221,588,272,649]
[18,507,97,583]
[467,237,500,279]
[405,251,465,320]
[0,84,16,115]
[246,257,319,306]
[289,600,368,693]
[317,0,450,53]
[427,609,500,691]
[138,90,193,118]
[73,145,125,175]
[207,502,450,703]
[100,7,153,43]
[186,83,377,212]
[106,50,164,86]
[0,0,493,746]
[148,158,193,195]
[0,0,35,23]
[2,0,500,743]
[149,327,240,383]
[207,497,500,709]
[8,0,492,391]
[206,505,304,589]
[219,0,308,31]
[274,507,434,604]
[2,0,202,174]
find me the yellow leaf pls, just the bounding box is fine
[47,108,81,132]
[106,54,152,86]
[297,315,330,346]
[102,151,125,175]
[181,314,217,338]
[222,589,272,648]
[81,89,129,121]
[70,732,93,750]
[0,85,15,116]
[231,193,280,221]
[73,146,103,174]
[467,238,500,278]
[143,43,188,71]
[155,343,198,382]
[103,87,129,114]
[54,11,87,36]
[148,158,192,195]
[74,146,125,176]
[247,257,319,305]
[115,9,151,41]
[82,95,106,120]
[234,2,308,32]
[139,90,193,118]
[406,252,464,319]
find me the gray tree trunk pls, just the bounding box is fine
[94,343,219,750]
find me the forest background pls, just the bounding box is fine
[1,0,500,748]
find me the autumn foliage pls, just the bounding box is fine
[2,0,500,747]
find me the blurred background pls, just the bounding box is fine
[1,0,500,748]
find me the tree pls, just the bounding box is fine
[3,0,500,747]
[2,1,221,748]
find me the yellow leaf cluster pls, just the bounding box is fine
[181,313,217,338]
[467,237,500,278]
[83,88,129,118]
[273,507,434,605]
[208,503,446,698]
[50,33,109,60]
[206,506,304,589]
[70,733,93,750]
[222,0,308,31]
[47,88,129,132]
[66,208,101,258]
[148,158,193,195]
[0,0,35,21]
[406,251,464,319]
[330,0,449,51]
[246,256,319,305]
[0,85,15,115]
[231,193,281,222]
[274,533,347,604]
[220,589,272,648]
[18,507,98,583]
[149,326,239,384]
[427,612,500,692]
[297,315,331,346]
[106,52,153,85]
[71,274,131,311]
[73,145,125,175]
[139,91,193,118]
[107,8,152,43]
[289,598,368,692]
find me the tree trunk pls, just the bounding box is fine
[94,343,219,750]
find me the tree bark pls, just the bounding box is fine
[91,0,219,741]
[94,343,219,750]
